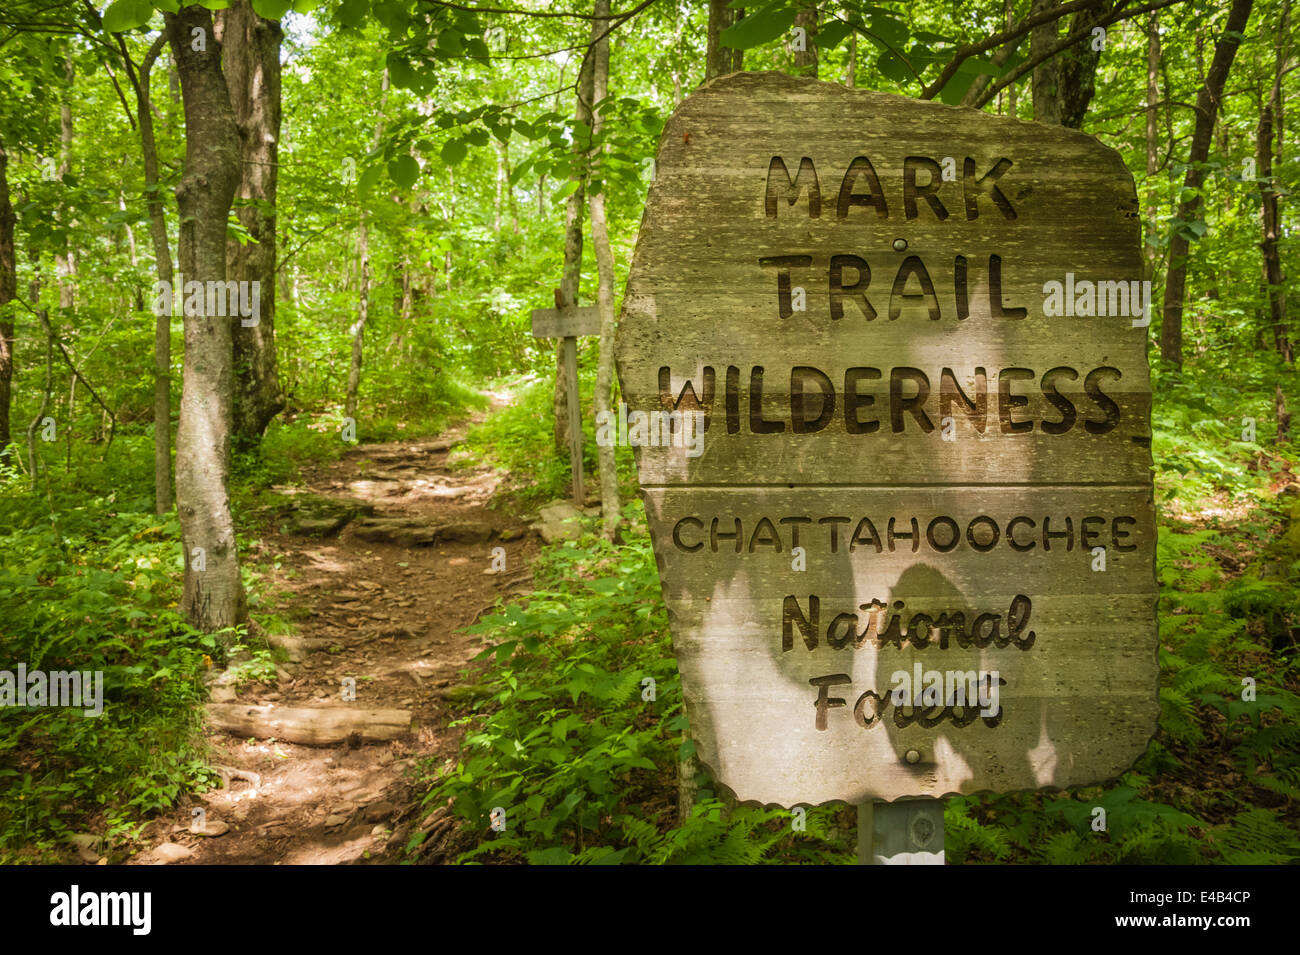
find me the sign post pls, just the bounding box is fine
[617,73,1158,862]
[531,305,600,505]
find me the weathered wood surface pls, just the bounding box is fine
[617,72,1157,804]
[617,71,1150,487]
[531,306,601,339]
[206,703,412,745]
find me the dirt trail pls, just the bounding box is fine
[136,398,537,865]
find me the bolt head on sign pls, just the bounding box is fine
[615,73,1158,806]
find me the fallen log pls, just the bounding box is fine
[206,704,412,746]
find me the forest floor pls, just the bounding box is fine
[130,396,539,864]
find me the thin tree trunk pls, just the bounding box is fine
[1058,1,1113,128]
[55,57,76,318]
[1030,0,1063,124]
[706,0,743,81]
[1160,0,1253,367]
[118,32,176,512]
[57,61,78,472]
[0,136,16,465]
[504,137,519,233]
[1257,106,1288,360]
[494,135,505,234]
[588,0,621,540]
[554,32,596,457]
[793,5,817,77]
[219,0,286,450]
[167,4,247,632]
[1005,0,1018,116]
[1260,0,1291,439]
[27,304,54,489]
[345,71,388,422]
[1144,12,1160,281]
[846,32,856,88]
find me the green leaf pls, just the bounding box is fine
[816,19,851,49]
[867,11,910,47]
[337,0,368,28]
[678,738,696,760]
[292,0,319,11]
[372,0,408,32]
[251,0,294,17]
[937,59,996,105]
[197,0,232,9]
[464,127,489,147]
[102,0,153,32]
[719,6,797,50]
[877,50,912,83]
[385,53,417,90]
[388,155,419,188]
[358,164,384,194]
[440,139,468,165]
[436,29,464,56]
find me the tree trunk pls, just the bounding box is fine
[494,134,505,234]
[167,4,247,632]
[1159,0,1253,367]
[1144,12,1160,281]
[55,57,77,318]
[1030,0,1063,124]
[1058,1,1113,128]
[27,304,54,489]
[120,33,175,513]
[1006,0,1018,117]
[1260,0,1291,440]
[345,71,388,422]
[1257,105,1289,361]
[588,0,621,539]
[793,5,818,77]
[218,0,286,451]
[346,225,370,421]
[554,30,595,457]
[706,0,743,81]
[0,136,15,465]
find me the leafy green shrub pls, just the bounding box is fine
[0,501,220,858]
[413,507,853,864]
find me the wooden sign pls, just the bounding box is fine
[531,306,600,339]
[532,305,601,503]
[616,72,1158,807]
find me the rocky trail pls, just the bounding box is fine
[130,402,550,865]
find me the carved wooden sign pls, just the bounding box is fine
[616,72,1158,806]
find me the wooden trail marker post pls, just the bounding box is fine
[617,73,1158,864]
[531,304,600,504]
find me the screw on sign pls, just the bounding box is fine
[615,73,1158,864]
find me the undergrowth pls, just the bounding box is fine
[413,507,855,864]
[430,366,1300,865]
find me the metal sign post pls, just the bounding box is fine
[858,799,945,864]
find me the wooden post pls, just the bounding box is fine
[531,305,600,505]
[858,798,944,865]
[562,334,582,503]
